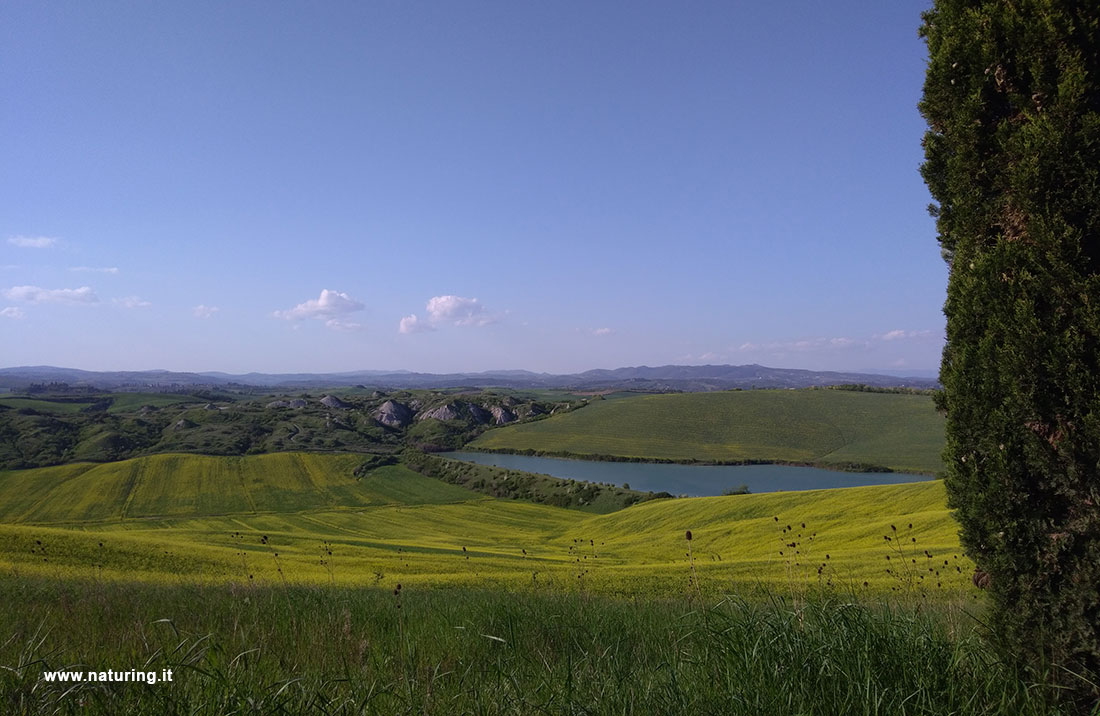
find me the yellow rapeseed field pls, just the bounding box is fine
[0,453,973,597]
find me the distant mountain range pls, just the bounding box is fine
[0,364,939,392]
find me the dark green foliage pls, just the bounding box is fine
[0,410,81,469]
[353,453,399,476]
[0,390,567,469]
[402,450,651,512]
[920,1,1100,706]
[24,382,96,395]
[402,417,472,451]
[823,384,936,395]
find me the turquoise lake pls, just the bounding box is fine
[440,451,934,497]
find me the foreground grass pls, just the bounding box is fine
[472,389,946,474]
[0,578,1065,715]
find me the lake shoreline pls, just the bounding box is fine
[438,450,938,498]
[452,445,939,478]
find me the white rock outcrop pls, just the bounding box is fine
[373,400,413,428]
[419,404,459,421]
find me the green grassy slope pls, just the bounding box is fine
[105,392,193,413]
[471,389,946,474]
[0,397,94,413]
[0,453,479,523]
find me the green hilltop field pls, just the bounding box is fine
[471,389,947,474]
[0,451,971,596]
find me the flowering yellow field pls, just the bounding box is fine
[0,452,974,598]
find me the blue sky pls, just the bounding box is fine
[2,1,944,375]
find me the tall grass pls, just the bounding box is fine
[0,577,1070,715]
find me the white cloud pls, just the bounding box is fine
[70,266,119,274]
[7,236,57,249]
[4,285,98,304]
[878,329,933,341]
[398,314,432,334]
[399,295,494,334]
[193,304,220,319]
[425,295,489,325]
[591,327,614,337]
[274,289,365,321]
[325,318,364,332]
[1,306,24,319]
[113,296,151,309]
[273,289,366,332]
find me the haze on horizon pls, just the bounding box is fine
[2,1,943,376]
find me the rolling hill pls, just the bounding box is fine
[472,389,946,474]
[0,453,479,523]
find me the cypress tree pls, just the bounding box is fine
[919,1,1100,707]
